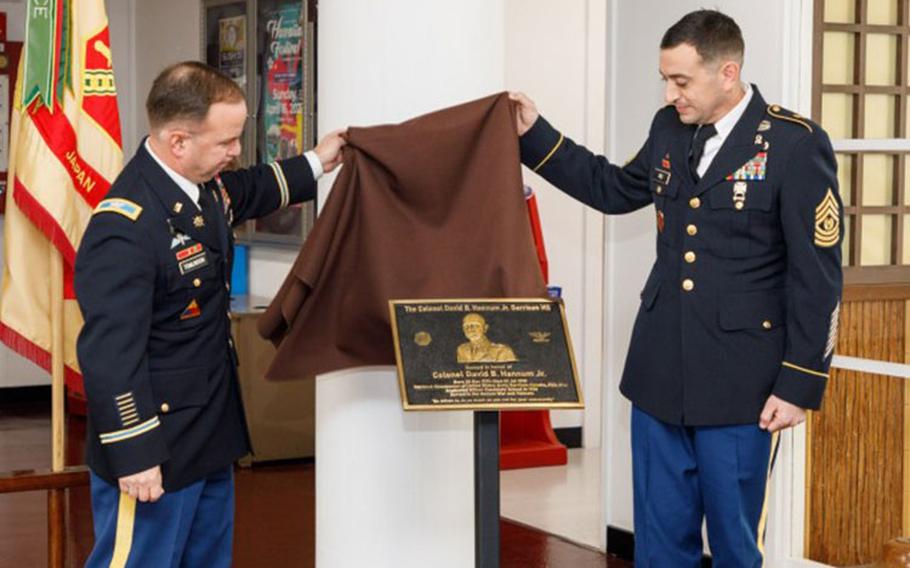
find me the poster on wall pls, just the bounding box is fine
[254,0,309,239]
[218,15,246,88]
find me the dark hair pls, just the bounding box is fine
[660,10,744,64]
[146,61,245,129]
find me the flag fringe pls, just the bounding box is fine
[0,320,84,394]
[12,177,78,266]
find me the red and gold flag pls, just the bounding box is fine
[0,0,123,396]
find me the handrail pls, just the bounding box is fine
[0,465,90,494]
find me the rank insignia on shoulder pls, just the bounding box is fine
[95,198,143,221]
[180,299,201,320]
[726,152,767,181]
[814,188,840,247]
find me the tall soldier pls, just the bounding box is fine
[512,10,842,566]
[75,61,345,567]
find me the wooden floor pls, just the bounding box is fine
[0,399,630,567]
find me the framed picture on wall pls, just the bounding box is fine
[202,0,317,246]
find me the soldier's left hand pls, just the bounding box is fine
[314,129,348,174]
[759,394,807,432]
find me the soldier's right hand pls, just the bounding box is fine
[508,92,540,136]
[118,465,165,503]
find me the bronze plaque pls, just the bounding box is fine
[389,299,584,411]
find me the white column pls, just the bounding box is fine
[316,367,474,567]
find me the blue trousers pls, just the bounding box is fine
[85,466,234,568]
[631,406,779,568]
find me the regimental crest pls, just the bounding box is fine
[726,152,768,181]
[814,188,840,248]
[81,27,122,145]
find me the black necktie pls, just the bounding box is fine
[689,124,717,182]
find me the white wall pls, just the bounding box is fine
[503,0,605,436]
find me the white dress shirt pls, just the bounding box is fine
[695,83,753,178]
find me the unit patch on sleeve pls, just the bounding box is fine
[94,198,143,221]
[814,188,840,248]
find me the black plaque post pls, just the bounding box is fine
[474,410,500,567]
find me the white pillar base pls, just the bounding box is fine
[316,366,474,568]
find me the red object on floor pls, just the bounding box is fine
[499,189,568,470]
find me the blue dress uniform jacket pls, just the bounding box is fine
[520,86,843,425]
[75,142,316,491]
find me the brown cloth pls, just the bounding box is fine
[258,92,547,379]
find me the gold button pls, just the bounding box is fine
[689,197,701,209]
[684,251,696,263]
[686,224,698,236]
[735,202,744,210]
[771,104,781,112]
[160,403,170,413]
[193,278,202,287]
[762,320,772,330]
[682,279,694,291]
[656,186,663,194]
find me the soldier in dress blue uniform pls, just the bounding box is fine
[75,61,346,567]
[512,10,842,567]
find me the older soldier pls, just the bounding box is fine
[511,10,842,566]
[75,61,345,567]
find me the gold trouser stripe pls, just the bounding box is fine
[109,493,137,568]
[532,134,564,172]
[757,431,781,563]
[782,361,829,379]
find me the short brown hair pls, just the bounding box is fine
[146,61,245,129]
[660,10,744,64]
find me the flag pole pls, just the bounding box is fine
[48,247,65,568]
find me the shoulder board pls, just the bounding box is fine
[94,198,143,221]
[767,104,813,133]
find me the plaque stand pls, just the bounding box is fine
[474,411,500,567]
[315,366,474,567]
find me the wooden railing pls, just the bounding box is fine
[0,466,90,568]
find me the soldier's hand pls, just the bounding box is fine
[508,92,539,136]
[759,394,806,433]
[314,129,348,174]
[118,465,164,503]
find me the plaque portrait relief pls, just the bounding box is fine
[456,312,518,364]
[390,299,583,410]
